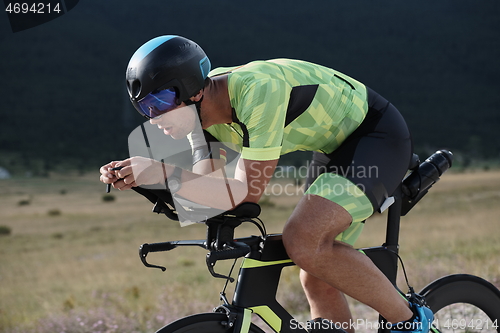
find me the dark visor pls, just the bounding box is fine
[132,87,178,119]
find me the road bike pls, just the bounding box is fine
[131,150,500,333]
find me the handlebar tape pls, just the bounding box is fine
[142,242,177,253]
[207,243,251,262]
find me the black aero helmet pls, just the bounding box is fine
[126,35,211,118]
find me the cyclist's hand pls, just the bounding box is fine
[99,160,123,187]
[109,157,166,190]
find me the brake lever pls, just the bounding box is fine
[206,241,251,282]
[206,257,235,282]
[139,243,167,272]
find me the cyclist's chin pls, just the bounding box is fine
[162,127,176,137]
[162,127,173,136]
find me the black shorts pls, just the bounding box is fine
[304,87,413,226]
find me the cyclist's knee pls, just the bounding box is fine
[283,203,352,269]
[282,220,315,268]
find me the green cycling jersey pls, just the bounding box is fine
[206,59,369,161]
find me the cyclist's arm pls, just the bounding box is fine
[192,158,226,175]
[235,158,278,203]
[103,156,277,210]
[166,157,277,209]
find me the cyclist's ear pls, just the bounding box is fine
[189,90,203,103]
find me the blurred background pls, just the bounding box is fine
[1,0,499,176]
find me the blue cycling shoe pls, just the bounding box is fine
[390,302,434,333]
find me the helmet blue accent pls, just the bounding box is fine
[199,56,211,80]
[128,35,176,69]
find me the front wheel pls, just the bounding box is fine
[155,312,266,333]
[420,274,500,333]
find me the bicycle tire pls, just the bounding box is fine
[155,312,266,333]
[420,274,500,333]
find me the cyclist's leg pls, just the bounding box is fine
[284,195,413,324]
[294,155,364,332]
[283,87,416,326]
[300,269,354,333]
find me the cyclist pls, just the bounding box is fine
[100,35,433,333]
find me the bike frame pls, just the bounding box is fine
[218,186,406,333]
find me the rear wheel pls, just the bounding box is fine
[155,312,266,333]
[420,274,500,333]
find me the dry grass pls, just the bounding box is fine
[0,170,499,332]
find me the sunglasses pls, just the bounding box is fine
[132,87,179,119]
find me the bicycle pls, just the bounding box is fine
[130,150,500,333]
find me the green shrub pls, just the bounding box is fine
[0,225,12,236]
[17,199,31,206]
[102,194,116,202]
[47,209,62,216]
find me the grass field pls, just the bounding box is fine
[1,170,499,333]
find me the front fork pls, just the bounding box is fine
[215,305,253,333]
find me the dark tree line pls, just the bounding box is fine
[1,0,499,174]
